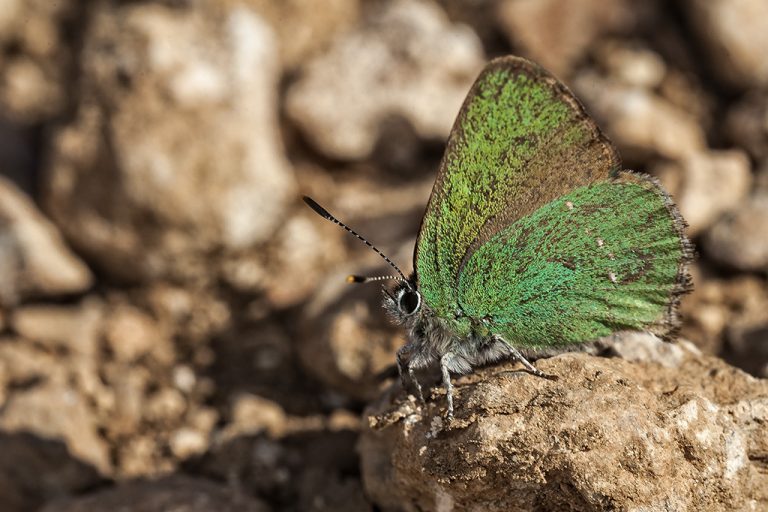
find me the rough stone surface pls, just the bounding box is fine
[43,1,295,281]
[653,149,752,235]
[497,0,646,76]
[0,176,93,305]
[41,476,271,512]
[360,338,768,511]
[684,0,768,88]
[286,0,484,160]
[705,193,768,272]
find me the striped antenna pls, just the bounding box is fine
[303,196,408,282]
[347,274,407,284]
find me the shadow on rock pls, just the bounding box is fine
[186,428,370,512]
[0,432,103,512]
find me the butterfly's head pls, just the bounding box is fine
[382,277,424,326]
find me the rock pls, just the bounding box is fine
[573,70,706,163]
[0,350,111,474]
[496,0,646,76]
[104,303,173,364]
[222,206,346,308]
[224,393,288,438]
[593,41,667,89]
[169,427,209,459]
[10,300,103,356]
[0,176,93,305]
[248,0,360,68]
[360,341,768,511]
[144,388,187,424]
[725,92,768,161]
[705,193,768,272]
[0,336,66,386]
[653,149,752,235]
[0,432,103,512]
[116,437,168,479]
[726,302,768,379]
[143,282,232,346]
[285,0,484,160]
[605,331,696,368]
[680,270,768,360]
[683,0,768,88]
[43,1,296,282]
[41,475,271,512]
[0,0,78,122]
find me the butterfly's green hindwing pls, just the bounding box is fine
[458,173,692,348]
[415,57,620,319]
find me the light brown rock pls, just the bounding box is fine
[247,0,360,68]
[286,0,484,160]
[224,393,288,438]
[360,339,768,511]
[104,303,173,364]
[43,1,295,282]
[705,193,768,272]
[497,0,646,76]
[11,300,103,356]
[653,149,752,235]
[0,176,92,305]
[593,42,667,89]
[0,0,78,122]
[0,367,111,474]
[684,0,768,88]
[222,206,346,308]
[573,71,706,163]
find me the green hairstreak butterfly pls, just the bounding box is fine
[304,56,692,419]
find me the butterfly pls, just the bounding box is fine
[304,55,692,419]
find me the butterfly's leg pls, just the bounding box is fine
[408,363,425,405]
[396,345,410,388]
[500,340,558,381]
[439,353,455,420]
[397,344,425,404]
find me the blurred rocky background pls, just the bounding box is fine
[0,0,767,511]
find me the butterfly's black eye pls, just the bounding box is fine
[397,288,421,316]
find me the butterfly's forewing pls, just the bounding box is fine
[415,57,620,318]
[458,173,692,348]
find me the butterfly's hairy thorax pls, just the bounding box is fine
[384,285,510,374]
